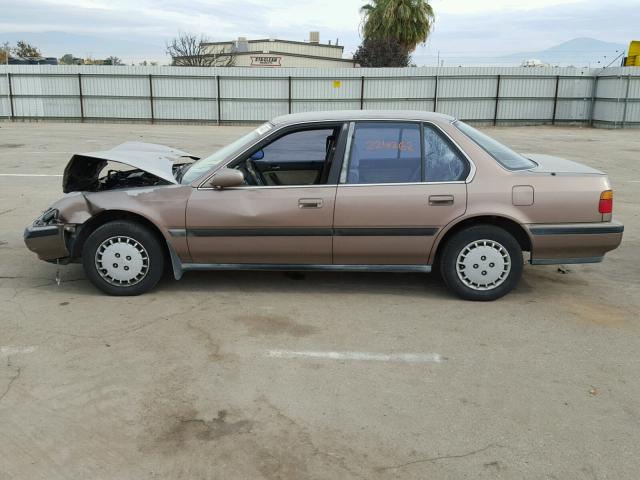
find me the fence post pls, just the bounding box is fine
[216,75,221,125]
[148,74,154,124]
[622,74,631,128]
[7,72,14,121]
[551,75,560,125]
[288,76,292,114]
[360,76,365,110]
[589,75,599,127]
[433,75,438,112]
[77,73,84,122]
[493,74,501,126]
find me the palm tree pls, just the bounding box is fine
[361,0,435,52]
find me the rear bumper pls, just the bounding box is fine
[24,224,70,261]
[527,221,624,265]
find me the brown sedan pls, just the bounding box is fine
[24,111,624,300]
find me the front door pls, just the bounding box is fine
[186,123,346,264]
[333,121,469,265]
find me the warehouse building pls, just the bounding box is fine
[200,32,358,68]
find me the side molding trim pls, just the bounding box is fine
[530,225,624,235]
[530,257,603,265]
[168,227,439,237]
[179,263,432,274]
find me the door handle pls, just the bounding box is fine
[429,195,454,206]
[298,198,323,209]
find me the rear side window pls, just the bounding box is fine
[345,122,421,184]
[454,121,536,170]
[424,125,468,181]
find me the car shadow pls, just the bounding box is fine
[157,270,450,299]
[37,264,555,300]
[42,267,450,299]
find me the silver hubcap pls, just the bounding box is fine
[95,236,149,286]
[456,239,511,291]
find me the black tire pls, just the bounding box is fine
[439,225,523,301]
[82,221,165,296]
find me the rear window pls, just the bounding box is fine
[454,121,537,170]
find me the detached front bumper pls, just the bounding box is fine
[24,224,71,261]
[527,221,624,265]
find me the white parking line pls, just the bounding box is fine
[0,152,73,155]
[0,346,37,357]
[265,349,442,363]
[0,174,62,177]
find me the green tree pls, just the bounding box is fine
[105,56,123,66]
[12,41,42,60]
[361,0,435,52]
[59,54,76,65]
[353,37,411,67]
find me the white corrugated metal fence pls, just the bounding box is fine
[0,65,638,127]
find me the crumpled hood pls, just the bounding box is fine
[524,153,604,175]
[62,142,198,193]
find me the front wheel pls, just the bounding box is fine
[82,221,165,296]
[439,225,523,301]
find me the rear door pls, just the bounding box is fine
[333,121,468,265]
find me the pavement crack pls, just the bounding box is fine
[377,443,503,471]
[0,358,22,404]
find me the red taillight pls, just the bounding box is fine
[599,190,613,214]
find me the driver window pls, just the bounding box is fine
[238,128,338,186]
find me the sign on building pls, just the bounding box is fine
[250,56,282,67]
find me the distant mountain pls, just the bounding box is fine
[501,37,627,67]
[413,37,627,67]
[0,31,165,63]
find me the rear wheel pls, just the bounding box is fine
[439,225,523,301]
[82,221,164,296]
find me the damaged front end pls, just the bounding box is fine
[62,141,198,193]
[25,141,198,263]
[24,207,73,262]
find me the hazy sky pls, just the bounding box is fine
[1,0,635,63]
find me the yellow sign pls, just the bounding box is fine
[332,80,342,88]
[625,41,640,66]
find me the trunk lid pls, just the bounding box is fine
[524,153,604,175]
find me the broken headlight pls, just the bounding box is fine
[34,208,59,226]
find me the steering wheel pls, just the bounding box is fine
[245,159,265,186]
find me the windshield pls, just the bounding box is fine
[180,122,273,184]
[454,121,537,170]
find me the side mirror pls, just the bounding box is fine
[209,168,244,189]
[250,150,264,161]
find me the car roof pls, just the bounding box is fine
[271,110,456,126]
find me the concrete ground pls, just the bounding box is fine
[0,121,639,480]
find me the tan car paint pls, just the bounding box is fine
[333,183,466,264]
[49,185,193,262]
[25,110,623,277]
[526,227,623,260]
[185,186,336,264]
[424,120,617,264]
